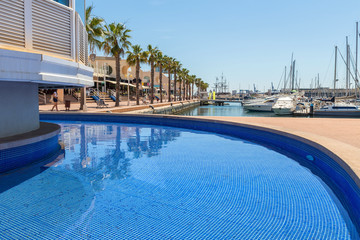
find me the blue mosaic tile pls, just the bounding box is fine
[1,119,358,239]
[0,135,60,173]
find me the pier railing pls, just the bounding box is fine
[0,0,88,65]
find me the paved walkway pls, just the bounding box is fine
[39,99,197,113]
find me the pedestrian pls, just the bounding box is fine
[51,90,59,111]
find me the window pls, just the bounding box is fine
[53,0,70,7]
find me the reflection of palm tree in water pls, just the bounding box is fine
[90,126,132,191]
[127,127,181,158]
[70,125,181,192]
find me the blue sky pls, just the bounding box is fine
[88,0,360,91]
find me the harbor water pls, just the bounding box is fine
[178,102,280,117]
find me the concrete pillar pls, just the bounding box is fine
[0,82,39,138]
[57,89,64,102]
[80,87,87,111]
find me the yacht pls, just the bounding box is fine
[272,96,296,115]
[243,98,276,112]
[314,103,360,117]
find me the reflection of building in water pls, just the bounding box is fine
[56,123,182,192]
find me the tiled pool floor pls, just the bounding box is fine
[0,121,358,239]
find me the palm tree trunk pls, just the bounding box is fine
[136,61,140,105]
[150,61,154,104]
[168,71,171,102]
[159,64,163,103]
[115,54,121,107]
[174,69,177,101]
[183,80,186,100]
[188,83,191,100]
[179,79,182,101]
[192,84,194,99]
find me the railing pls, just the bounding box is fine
[110,90,116,97]
[0,0,88,65]
[88,88,100,97]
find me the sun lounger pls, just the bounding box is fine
[96,99,109,108]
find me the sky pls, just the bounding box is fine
[88,0,360,92]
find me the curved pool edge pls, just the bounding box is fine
[39,112,360,233]
[0,122,61,173]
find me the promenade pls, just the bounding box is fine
[39,99,196,113]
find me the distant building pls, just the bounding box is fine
[91,57,180,95]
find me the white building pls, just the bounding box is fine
[0,0,93,173]
[0,0,93,138]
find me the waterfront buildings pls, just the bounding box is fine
[92,56,176,96]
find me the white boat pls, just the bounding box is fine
[272,96,296,115]
[243,98,276,112]
[314,103,360,117]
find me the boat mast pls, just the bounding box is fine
[290,53,293,92]
[317,73,320,97]
[284,66,287,92]
[346,36,350,96]
[334,46,338,97]
[356,22,359,98]
[292,60,296,91]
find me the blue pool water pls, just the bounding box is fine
[0,121,358,239]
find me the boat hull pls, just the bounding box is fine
[314,111,360,117]
[243,104,273,112]
[272,107,295,115]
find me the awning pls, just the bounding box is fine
[94,79,107,83]
[106,80,136,88]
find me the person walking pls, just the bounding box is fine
[51,90,59,111]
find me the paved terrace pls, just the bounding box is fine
[39,102,360,181]
[39,99,198,113]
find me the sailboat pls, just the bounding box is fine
[315,30,360,117]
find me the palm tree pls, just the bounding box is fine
[178,68,186,101]
[163,56,174,102]
[177,69,183,101]
[147,45,159,104]
[102,23,131,107]
[155,51,165,103]
[182,69,189,101]
[189,75,196,100]
[173,61,181,101]
[86,6,104,56]
[126,45,148,105]
[201,82,209,92]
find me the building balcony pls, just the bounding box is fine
[0,0,93,88]
[0,0,88,66]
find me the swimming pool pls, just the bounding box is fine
[0,116,359,239]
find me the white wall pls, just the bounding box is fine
[0,82,39,138]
